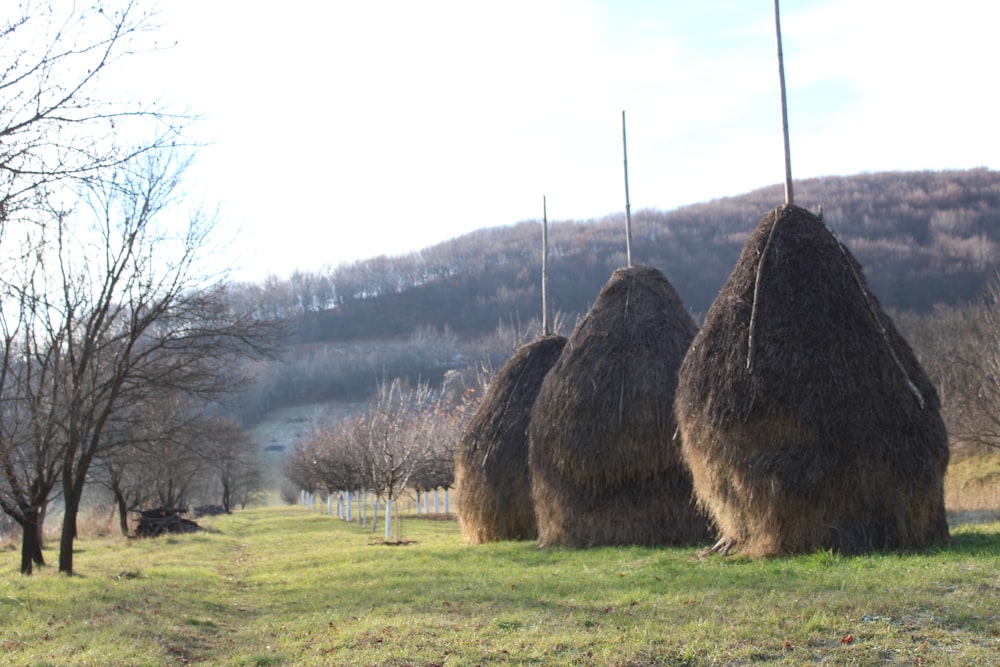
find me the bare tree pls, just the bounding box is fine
[198,415,264,513]
[287,378,446,536]
[284,371,483,530]
[65,157,275,573]
[0,0,232,575]
[94,399,264,533]
[94,440,153,536]
[283,439,326,499]
[935,282,1000,451]
[0,148,278,575]
[895,275,1000,456]
[361,378,439,516]
[320,418,369,498]
[0,246,71,574]
[410,370,480,504]
[0,1,188,234]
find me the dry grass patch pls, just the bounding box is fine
[946,450,1000,522]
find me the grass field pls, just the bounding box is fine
[1,501,999,666]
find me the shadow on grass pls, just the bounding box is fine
[948,509,1000,526]
[367,539,417,546]
[945,527,1000,556]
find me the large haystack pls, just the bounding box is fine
[456,334,567,544]
[675,204,949,557]
[529,265,711,547]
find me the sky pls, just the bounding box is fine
[135,0,998,282]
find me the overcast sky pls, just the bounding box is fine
[140,0,998,281]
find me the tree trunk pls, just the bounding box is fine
[59,479,82,575]
[35,503,47,560]
[221,476,233,513]
[114,489,129,536]
[20,508,45,575]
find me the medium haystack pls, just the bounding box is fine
[529,265,711,547]
[456,334,567,544]
[675,204,949,557]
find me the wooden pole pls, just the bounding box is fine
[774,0,794,205]
[542,196,550,335]
[621,110,634,267]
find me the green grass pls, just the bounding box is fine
[1,507,999,666]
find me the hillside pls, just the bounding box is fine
[246,169,999,341]
[230,169,1000,420]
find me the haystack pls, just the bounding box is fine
[456,334,566,543]
[529,265,711,547]
[675,204,949,557]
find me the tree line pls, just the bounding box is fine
[222,169,1000,423]
[897,274,1000,456]
[227,168,1000,348]
[0,2,279,575]
[282,372,478,535]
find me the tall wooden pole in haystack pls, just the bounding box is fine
[774,0,794,205]
[542,196,550,335]
[621,110,634,267]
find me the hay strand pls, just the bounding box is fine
[746,206,783,373]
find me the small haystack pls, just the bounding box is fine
[456,334,567,543]
[529,265,711,547]
[675,204,949,557]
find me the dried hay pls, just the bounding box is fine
[455,334,566,544]
[675,204,949,556]
[529,266,711,547]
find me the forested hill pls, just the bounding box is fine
[236,169,1000,344]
